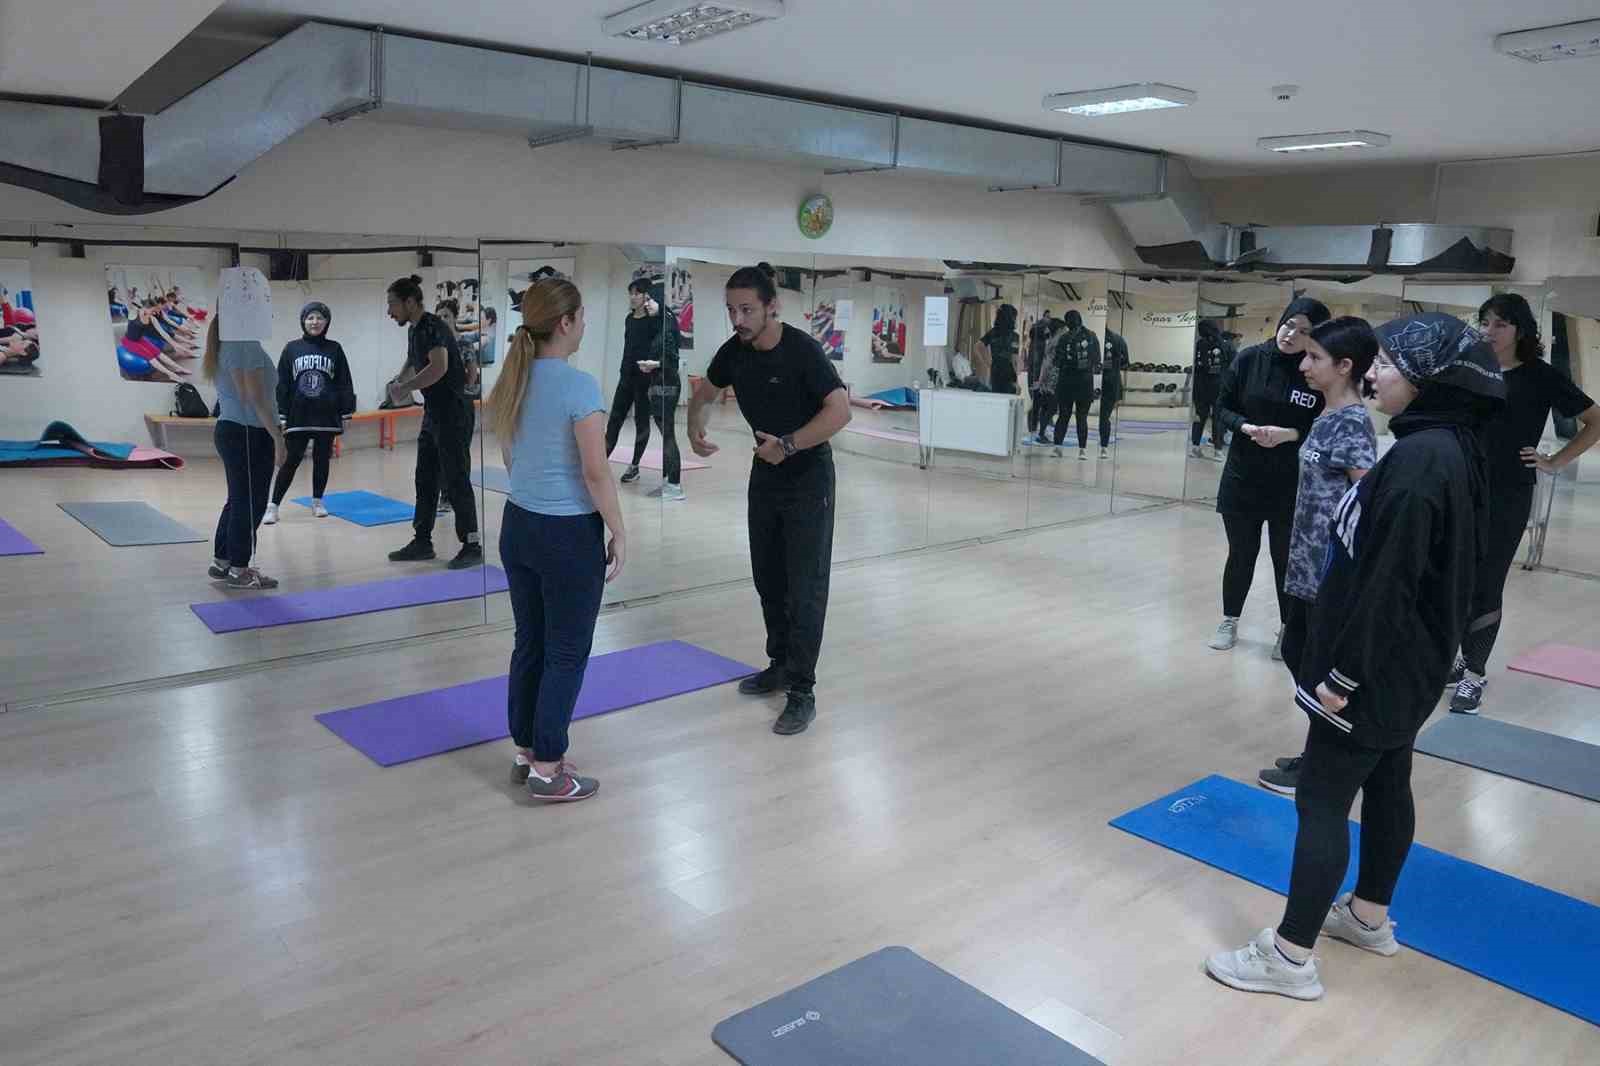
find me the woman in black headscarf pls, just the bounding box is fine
[978,303,1020,395]
[1048,309,1101,459]
[1208,297,1331,656]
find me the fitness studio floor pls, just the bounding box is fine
[4,469,1597,1064]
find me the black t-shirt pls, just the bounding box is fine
[407,312,465,407]
[706,323,845,481]
[1215,341,1325,515]
[1485,358,1593,488]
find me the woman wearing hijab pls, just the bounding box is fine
[263,302,357,524]
[977,303,1021,396]
[1191,319,1233,460]
[1048,309,1101,460]
[1206,314,1504,1001]
[1446,294,1599,713]
[1208,297,1331,656]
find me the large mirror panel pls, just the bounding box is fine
[1535,290,1600,576]
[1109,273,1199,506]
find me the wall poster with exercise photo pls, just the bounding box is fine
[810,289,848,361]
[0,259,40,378]
[107,265,214,385]
[428,266,492,367]
[667,263,694,351]
[504,259,578,365]
[871,286,906,363]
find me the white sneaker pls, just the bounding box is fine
[1099,447,1110,461]
[1206,928,1324,1001]
[1078,450,1089,461]
[646,483,687,501]
[1051,447,1063,458]
[1322,894,1399,957]
[261,504,278,526]
[1189,445,1203,458]
[312,499,329,518]
[1209,618,1239,651]
[1212,448,1226,462]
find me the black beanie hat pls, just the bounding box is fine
[301,301,332,336]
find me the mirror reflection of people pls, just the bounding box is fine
[1099,328,1128,460]
[687,263,851,736]
[263,302,356,525]
[1024,310,1060,444]
[1257,318,1379,797]
[1447,294,1600,713]
[604,279,684,499]
[1207,314,1505,1003]
[1192,320,1234,460]
[489,278,626,803]
[384,275,482,570]
[1048,310,1100,460]
[979,303,1020,396]
[1209,298,1331,657]
[204,311,286,590]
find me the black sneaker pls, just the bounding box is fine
[1258,758,1300,796]
[448,543,484,570]
[388,538,436,562]
[1450,673,1485,715]
[772,691,816,735]
[738,663,787,696]
[619,465,641,484]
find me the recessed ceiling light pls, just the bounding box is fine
[603,0,784,45]
[1258,130,1391,153]
[1495,19,1600,63]
[1043,83,1197,117]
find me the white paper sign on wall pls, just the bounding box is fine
[835,299,853,331]
[218,267,273,343]
[923,296,949,347]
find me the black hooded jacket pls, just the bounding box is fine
[620,284,682,388]
[277,302,357,434]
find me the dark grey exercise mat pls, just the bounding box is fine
[1417,715,1600,803]
[712,946,1105,1066]
[58,501,206,546]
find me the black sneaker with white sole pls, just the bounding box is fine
[1450,673,1485,714]
[1258,759,1300,796]
[1445,654,1466,689]
[738,663,787,696]
[772,691,816,735]
[388,538,436,562]
[619,465,641,484]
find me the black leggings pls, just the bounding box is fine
[212,421,274,568]
[1221,511,1293,622]
[1052,371,1095,449]
[605,376,650,467]
[1278,719,1416,949]
[1098,380,1120,445]
[1028,388,1046,434]
[1192,394,1221,447]
[1280,595,1310,681]
[271,433,335,505]
[1459,481,1535,675]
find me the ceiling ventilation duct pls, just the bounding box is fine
[1105,157,1515,276]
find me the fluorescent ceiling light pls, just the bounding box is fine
[1043,83,1196,117]
[603,0,783,45]
[1258,130,1391,153]
[1495,19,1600,63]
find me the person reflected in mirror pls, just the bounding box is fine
[687,263,851,736]
[1209,297,1331,656]
[1258,317,1379,796]
[605,279,660,488]
[490,278,623,802]
[1207,314,1504,1002]
[384,275,482,569]
[204,311,286,590]
[978,303,1020,397]
[263,302,356,526]
[1192,320,1234,460]
[635,281,685,502]
[1099,328,1129,460]
[1446,294,1599,713]
[1024,309,1060,445]
[1049,310,1100,460]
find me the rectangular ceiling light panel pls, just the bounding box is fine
[1258,130,1391,153]
[604,0,784,45]
[1043,83,1197,117]
[1495,19,1600,63]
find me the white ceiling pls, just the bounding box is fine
[0,0,220,102]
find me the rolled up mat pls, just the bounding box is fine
[1416,715,1600,803]
[713,946,1105,1066]
[58,501,205,546]
[0,518,44,556]
[314,640,757,766]
[1508,643,1600,690]
[191,566,510,633]
[1111,774,1600,1026]
[291,490,413,527]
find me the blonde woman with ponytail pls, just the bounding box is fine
[488,278,623,802]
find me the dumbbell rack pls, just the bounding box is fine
[1122,364,1192,414]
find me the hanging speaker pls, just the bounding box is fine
[267,251,308,281]
[98,113,146,206]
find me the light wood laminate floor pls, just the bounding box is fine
[3,504,1597,1065]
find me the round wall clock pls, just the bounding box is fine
[797,194,834,240]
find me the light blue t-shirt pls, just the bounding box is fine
[508,360,606,516]
[214,341,277,428]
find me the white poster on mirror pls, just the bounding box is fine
[1,259,40,379]
[106,265,215,385]
[923,295,949,347]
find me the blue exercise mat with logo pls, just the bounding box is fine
[292,490,413,527]
[1111,774,1600,1026]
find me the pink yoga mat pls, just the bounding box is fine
[1508,644,1600,690]
[607,446,707,471]
[845,426,919,444]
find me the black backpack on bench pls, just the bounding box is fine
[172,383,210,418]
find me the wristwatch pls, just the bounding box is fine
[780,433,798,457]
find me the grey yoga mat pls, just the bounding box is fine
[57,501,206,546]
[1416,714,1600,803]
[712,947,1105,1066]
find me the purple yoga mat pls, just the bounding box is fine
[315,640,758,766]
[191,566,510,634]
[0,518,44,556]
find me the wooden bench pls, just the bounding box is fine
[146,402,482,456]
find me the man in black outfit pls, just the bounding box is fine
[688,264,851,736]
[384,275,482,570]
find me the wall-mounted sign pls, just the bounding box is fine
[923,296,949,347]
[1141,309,1198,328]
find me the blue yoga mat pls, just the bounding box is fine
[1111,775,1600,1026]
[0,421,135,464]
[293,490,413,527]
